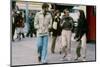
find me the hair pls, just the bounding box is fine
[79,10,85,20]
[55,10,61,16]
[42,3,49,9]
[63,8,69,14]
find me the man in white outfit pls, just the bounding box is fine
[60,9,74,60]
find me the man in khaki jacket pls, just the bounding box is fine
[34,3,52,64]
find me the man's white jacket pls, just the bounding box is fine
[34,11,52,36]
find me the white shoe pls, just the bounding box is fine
[81,57,86,61]
[67,54,72,61]
[67,56,72,61]
[74,57,82,61]
[61,56,72,61]
[74,57,86,61]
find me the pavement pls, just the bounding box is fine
[11,34,96,66]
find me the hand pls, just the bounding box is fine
[76,38,80,41]
[74,36,80,41]
[74,36,78,39]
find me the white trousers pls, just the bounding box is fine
[81,34,87,58]
[76,34,87,58]
[16,27,24,34]
[61,30,72,54]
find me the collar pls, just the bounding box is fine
[40,10,49,15]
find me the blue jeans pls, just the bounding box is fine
[37,35,48,63]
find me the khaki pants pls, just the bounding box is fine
[61,30,72,56]
[51,36,57,53]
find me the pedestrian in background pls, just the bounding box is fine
[12,9,16,41]
[26,13,36,37]
[51,10,62,53]
[16,11,25,40]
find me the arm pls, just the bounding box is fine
[60,16,64,27]
[70,17,74,31]
[49,14,52,29]
[22,17,24,27]
[34,13,39,29]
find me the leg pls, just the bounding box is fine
[18,32,21,40]
[61,30,67,57]
[57,36,62,54]
[75,40,81,60]
[12,23,15,41]
[37,36,43,62]
[33,29,37,37]
[21,28,25,38]
[30,30,33,37]
[16,28,21,40]
[81,34,87,59]
[51,36,57,53]
[41,35,48,63]
[26,28,30,37]
[66,31,72,60]
[67,31,72,54]
[21,33,25,38]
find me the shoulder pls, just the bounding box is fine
[47,12,52,16]
[35,11,41,16]
[62,15,65,19]
[62,15,65,18]
[68,16,73,20]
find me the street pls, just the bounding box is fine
[11,35,96,66]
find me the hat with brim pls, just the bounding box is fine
[72,6,80,10]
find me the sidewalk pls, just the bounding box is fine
[11,36,96,66]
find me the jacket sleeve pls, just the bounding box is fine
[34,13,39,29]
[70,17,74,30]
[48,14,52,29]
[60,16,64,27]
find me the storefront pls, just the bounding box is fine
[87,6,96,42]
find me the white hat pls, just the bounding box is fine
[72,6,80,10]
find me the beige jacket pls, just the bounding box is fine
[34,11,52,36]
